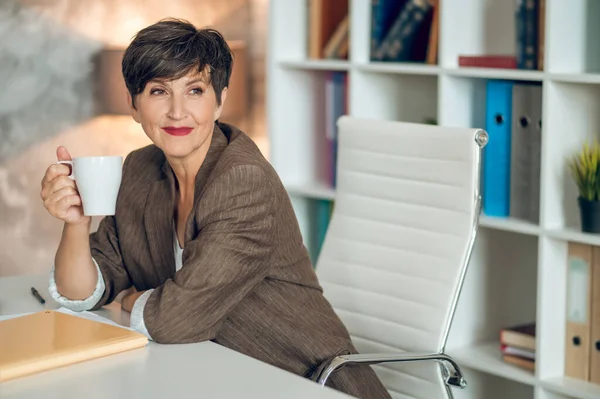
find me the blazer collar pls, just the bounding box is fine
[144,123,230,280]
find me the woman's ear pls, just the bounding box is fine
[127,91,141,123]
[214,87,228,121]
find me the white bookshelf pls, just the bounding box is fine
[267,0,600,398]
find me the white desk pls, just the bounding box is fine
[0,274,353,399]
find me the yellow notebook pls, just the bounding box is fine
[0,310,148,382]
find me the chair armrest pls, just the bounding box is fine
[314,352,467,389]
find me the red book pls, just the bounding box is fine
[458,55,517,69]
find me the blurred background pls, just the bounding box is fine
[0,0,269,277]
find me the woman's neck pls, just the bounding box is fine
[168,145,210,202]
[171,162,199,202]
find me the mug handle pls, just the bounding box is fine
[57,160,75,180]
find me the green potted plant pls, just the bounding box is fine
[569,140,600,233]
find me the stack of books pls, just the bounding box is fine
[369,0,439,64]
[500,322,536,371]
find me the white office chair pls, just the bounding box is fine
[314,116,488,398]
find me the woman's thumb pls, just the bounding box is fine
[56,146,72,161]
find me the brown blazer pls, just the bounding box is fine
[89,122,391,398]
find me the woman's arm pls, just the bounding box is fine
[139,164,277,343]
[47,153,135,311]
[40,147,110,309]
[53,220,98,300]
[122,289,147,312]
[49,214,133,311]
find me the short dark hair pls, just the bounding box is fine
[122,18,233,108]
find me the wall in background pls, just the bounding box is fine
[0,0,268,277]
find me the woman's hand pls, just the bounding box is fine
[40,146,90,226]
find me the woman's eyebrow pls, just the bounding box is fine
[185,77,207,85]
[148,77,207,86]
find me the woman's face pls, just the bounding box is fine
[129,67,227,162]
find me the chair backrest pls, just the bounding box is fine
[315,116,487,399]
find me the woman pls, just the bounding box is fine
[40,18,391,399]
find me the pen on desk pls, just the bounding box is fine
[31,287,46,304]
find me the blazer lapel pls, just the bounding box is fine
[184,123,229,244]
[144,169,176,282]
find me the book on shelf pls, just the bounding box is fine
[307,0,349,60]
[482,80,513,218]
[481,80,541,222]
[502,353,535,371]
[537,0,545,70]
[501,322,536,351]
[369,0,439,64]
[310,199,334,265]
[457,55,517,69]
[509,83,541,224]
[592,246,600,384]
[500,322,536,371]
[458,0,545,70]
[322,14,349,59]
[501,343,535,360]
[324,71,347,189]
[564,242,600,384]
[515,0,544,70]
[565,242,592,381]
[301,71,346,264]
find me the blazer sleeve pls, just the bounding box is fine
[142,164,277,344]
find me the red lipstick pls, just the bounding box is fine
[162,126,193,136]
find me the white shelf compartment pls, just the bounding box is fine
[439,0,521,69]
[356,62,441,75]
[447,228,538,383]
[452,367,535,399]
[448,341,536,387]
[350,68,438,123]
[540,377,600,399]
[545,0,600,74]
[479,216,541,236]
[268,66,345,192]
[541,81,600,232]
[549,73,600,84]
[449,343,600,399]
[279,59,352,71]
[445,67,545,81]
[545,228,600,247]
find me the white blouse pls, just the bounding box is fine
[48,227,184,340]
[174,233,183,271]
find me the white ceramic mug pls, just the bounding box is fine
[58,156,123,216]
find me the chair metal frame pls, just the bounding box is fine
[313,127,489,398]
